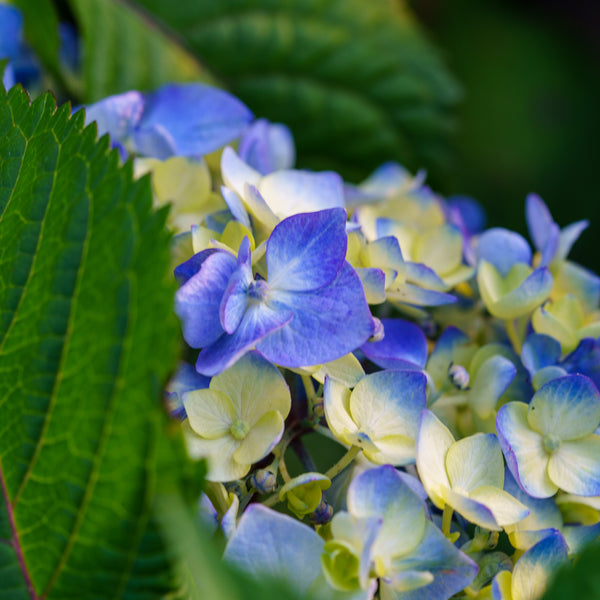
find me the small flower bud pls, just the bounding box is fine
[312,397,325,419]
[368,317,385,342]
[448,363,470,390]
[310,499,333,525]
[250,469,277,494]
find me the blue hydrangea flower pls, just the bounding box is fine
[83,83,253,159]
[175,208,375,375]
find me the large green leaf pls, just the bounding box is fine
[130,0,461,182]
[0,84,182,598]
[69,0,217,102]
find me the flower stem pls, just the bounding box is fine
[324,446,361,480]
[505,318,522,354]
[442,504,454,537]
[301,374,316,416]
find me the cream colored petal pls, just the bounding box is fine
[233,411,285,466]
[324,377,359,443]
[469,486,529,527]
[183,389,235,439]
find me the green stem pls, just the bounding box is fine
[324,446,361,480]
[301,374,316,415]
[442,504,454,537]
[505,318,522,354]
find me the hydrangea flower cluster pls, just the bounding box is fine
[86,82,600,599]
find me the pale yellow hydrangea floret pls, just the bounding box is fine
[416,410,528,531]
[135,156,224,233]
[183,353,290,481]
[532,294,600,354]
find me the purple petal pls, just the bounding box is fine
[476,228,532,276]
[195,302,293,376]
[266,208,347,292]
[257,262,375,367]
[0,5,23,59]
[137,83,253,157]
[361,318,428,370]
[175,251,237,348]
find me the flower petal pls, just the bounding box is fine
[324,376,359,443]
[184,429,246,481]
[266,208,347,292]
[476,228,532,277]
[443,487,500,531]
[259,169,345,219]
[175,250,236,348]
[138,84,253,157]
[360,318,428,370]
[211,351,291,426]
[349,370,427,442]
[511,532,568,600]
[469,355,517,419]
[233,410,285,465]
[469,486,529,527]
[416,410,454,508]
[224,504,324,594]
[386,519,478,600]
[195,302,293,376]
[496,402,557,498]
[347,465,426,560]
[445,433,505,492]
[527,374,600,440]
[257,262,375,367]
[183,389,235,439]
[547,435,600,496]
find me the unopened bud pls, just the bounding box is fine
[250,469,277,494]
[310,499,333,525]
[368,317,385,342]
[448,363,470,390]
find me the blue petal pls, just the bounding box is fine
[266,208,348,292]
[360,318,428,370]
[526,194,555,253]
[224,504,324,594]
[137,83,253,157]
[447,195,487,234]
[221,185,251,229]
[476,228,532,276]
[2,64,15,89]
[561,338,600,389]
[556,220,589,262]
[386,520,478,600]
[196,302,293,376]
[132,122,177,159]
[257,262,375,367]
[175,251,237,348]
[521,334,562,377]
[174,248,222,285]
[219,239,253,334]
[238,118,296,174]
[84,91,145,148]
[356,267,387,305]
[0,5,23,60]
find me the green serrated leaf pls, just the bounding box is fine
[541,540,600,600]
[131,0,461,181]
[0,85,182,598]
[69,0,218,102]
